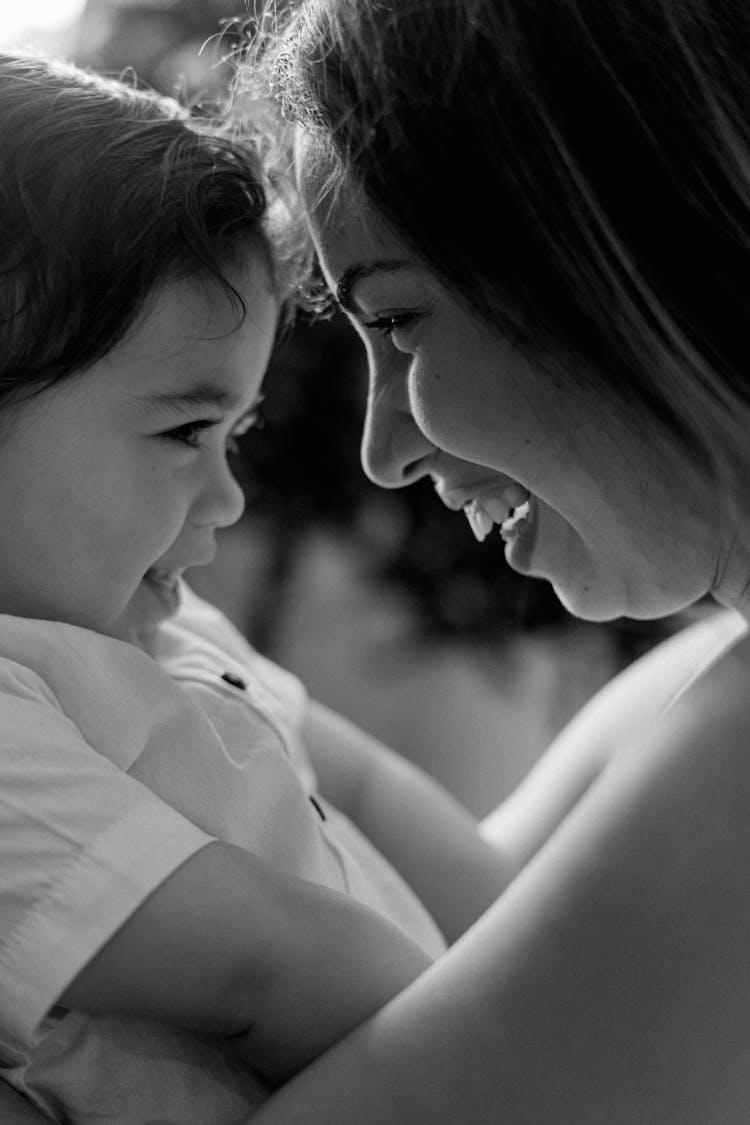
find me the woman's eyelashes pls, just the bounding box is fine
[361,310,423,340]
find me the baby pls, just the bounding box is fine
[0,53,508,1122]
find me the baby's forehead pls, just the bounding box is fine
[130,260,275,345]
[118,281,237,362]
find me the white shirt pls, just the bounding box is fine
[0,586,444,1122]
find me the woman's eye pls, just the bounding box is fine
[164,420,216,448]
[362,311,421,339]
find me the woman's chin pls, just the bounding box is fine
[551,582,626,622]
[504,504,625,621]
[550,575,701,624]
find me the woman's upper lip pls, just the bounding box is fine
[433,478,528,512]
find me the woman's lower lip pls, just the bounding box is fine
[502,497,537,572]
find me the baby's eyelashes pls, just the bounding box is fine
[164,419,218,448]
[162,398,266,453]
[230,397,267,439]
[226,399,267,456]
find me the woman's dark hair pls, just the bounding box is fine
[260,0,750,505]
[0,52,302,404]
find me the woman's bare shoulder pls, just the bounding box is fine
[656,624,750,770]
[579,626,750,872]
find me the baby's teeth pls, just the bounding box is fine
[464,500,493,542]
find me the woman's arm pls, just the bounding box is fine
[57,840,432,1086]
[250,641,750,1122]
[304,699,513,942]
[306,612,744,946]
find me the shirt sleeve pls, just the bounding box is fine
[0,671,213,1053]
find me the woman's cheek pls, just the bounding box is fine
[407,356,459,449]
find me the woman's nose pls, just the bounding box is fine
[191,454,246,529]
[360,355,434,489]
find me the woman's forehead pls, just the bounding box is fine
[299,167,400,279]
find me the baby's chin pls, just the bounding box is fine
[114,574,183,649]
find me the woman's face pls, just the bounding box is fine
[305,175,726,621]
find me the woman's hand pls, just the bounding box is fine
[0,1080,50,1124]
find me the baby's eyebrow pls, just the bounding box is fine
[336,260,412,314]
[133,385,238,414]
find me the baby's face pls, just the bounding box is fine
[0,256,277,644]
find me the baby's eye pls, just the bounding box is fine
[226,399,267,455]
[164,419,217,448]
[232,398,266,439]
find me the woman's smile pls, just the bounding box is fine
[303,171,724,621]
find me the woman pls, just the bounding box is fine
[240,0,750,1120]
[7,3,747,1118]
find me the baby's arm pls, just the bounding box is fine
[57,840,432,1086]
[303,701,512,942]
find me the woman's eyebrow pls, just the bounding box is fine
[336,260,411,314]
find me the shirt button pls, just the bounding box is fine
[309,795,327,821]
[221,671,247,690]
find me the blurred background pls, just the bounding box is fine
[0,0,676,815]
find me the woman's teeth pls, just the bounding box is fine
[464,499,494,542]
[502,499,531,535]
[463,488,531,543]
